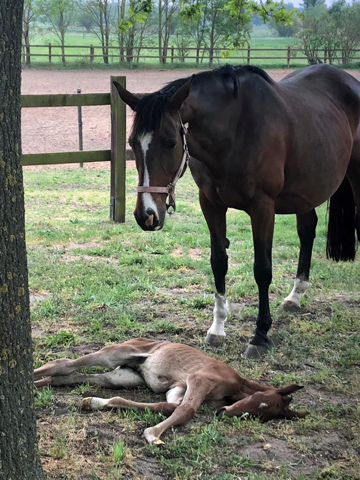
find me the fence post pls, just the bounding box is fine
[287,45,291,68]
[48,43,52,64]
[171,46,174,65]
[90,45,94,68]
[110,76,126,223]
[77,88,84,168]
[247,45,251,65]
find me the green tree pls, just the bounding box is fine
[329,1,360,65]
[80,0,112,64]
[23,0,39,65]
[269,3,302,37]
[301,0,325,9]
[38,0,75,63]
[0,0,45,478]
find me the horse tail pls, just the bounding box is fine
[326,176,358,261]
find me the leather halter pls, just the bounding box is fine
[136,114,190,212]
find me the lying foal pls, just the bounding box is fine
[34,338,307,444]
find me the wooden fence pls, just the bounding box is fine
[22,44,360,68]
[21,76,126,223]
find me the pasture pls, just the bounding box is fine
[26,26,306,69]
[27,164,360,479]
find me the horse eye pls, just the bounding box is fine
[165,141,176,150]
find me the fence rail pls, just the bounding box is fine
[21,77,126,223]
[21,44,360,68]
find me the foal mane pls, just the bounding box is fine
[132,65,274,135]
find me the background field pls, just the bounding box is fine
[27,160,360,479]
[25,25,308,69]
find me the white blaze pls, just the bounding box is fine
[139,132,158,217]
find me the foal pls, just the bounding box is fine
[34,338,306,444]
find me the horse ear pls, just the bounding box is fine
[169,75,195,112]
[113,81,139,111]
[276,384,304,396]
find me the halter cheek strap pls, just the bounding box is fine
[136,114,190,212]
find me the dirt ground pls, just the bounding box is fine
[21,67,360,165]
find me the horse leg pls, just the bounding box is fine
[34,343,150,381]
[143,374,214,444]
[244,197,275,359]
[35,366,145,389]
[81,385,186,429]
[199,190,229,346]
[281,210,318,311]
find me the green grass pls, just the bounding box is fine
[27,164,360,479]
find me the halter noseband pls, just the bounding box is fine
[136,114,190,212]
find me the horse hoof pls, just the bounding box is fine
[243,344,268,359]
[205,333,225,346]
[81,397,93,410]
[281,300,300,312]
[144,428,165,445]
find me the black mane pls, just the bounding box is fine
[132,65,274,135]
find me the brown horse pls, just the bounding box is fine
[114,65,360,358]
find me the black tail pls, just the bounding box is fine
[326,177,358,261]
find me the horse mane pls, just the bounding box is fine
[132,65,274,135]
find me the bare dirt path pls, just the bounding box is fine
[22,68,360,168]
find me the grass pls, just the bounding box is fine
[26,163,360,479]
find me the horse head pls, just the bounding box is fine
[217,384,308,422]
[114,78,193,231]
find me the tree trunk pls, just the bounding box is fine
[60,12,66,64]
[0,1,45,478]
[23,28,31,65]
[158,0,162,63]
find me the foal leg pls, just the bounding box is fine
[35,366,144,389]
[34,343,150,381]
[143,375,214,444]
[81,385,186,424]
[199,191,229,346]
[244,197,275,359]
[281,210,318,311]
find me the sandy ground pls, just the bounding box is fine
[21,67,360,168]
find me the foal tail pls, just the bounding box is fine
[326,176,359,261]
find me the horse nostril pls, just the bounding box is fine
[146,208,155,217]
[145,208,156,227]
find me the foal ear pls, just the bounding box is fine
[169,75,195,112]
[113,81,140,111]
[276,384,304,396]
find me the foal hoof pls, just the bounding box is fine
[205,333,226,346]
[281,300,300,312]
[243,344,268,360]
[144,428,165,445]
[81,397,93,410]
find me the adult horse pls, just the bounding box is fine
[114,64,360,358]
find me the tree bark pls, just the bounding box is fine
[0,1,45,478]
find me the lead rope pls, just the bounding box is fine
[166,115,190,213]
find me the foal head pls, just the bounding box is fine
[114,78,193,231]
[218,384,307,422]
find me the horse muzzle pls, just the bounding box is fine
[133,207,164,231]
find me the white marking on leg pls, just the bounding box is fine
[283,278,309,308]
[207,293,228,337]
[89,397,109,410]
[139,132,159,218]
[166,386,185,405]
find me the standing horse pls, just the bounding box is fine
[114,64,360,358]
